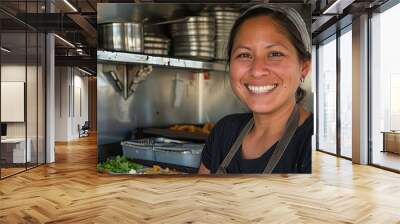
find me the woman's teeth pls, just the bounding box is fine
[247,84,278,94]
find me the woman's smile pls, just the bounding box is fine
[246,83,279,94]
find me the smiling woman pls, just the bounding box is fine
[199,5,312,174]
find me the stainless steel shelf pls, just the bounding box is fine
[97,50,228,72]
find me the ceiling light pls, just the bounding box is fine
[54,34,75,48]
[78,67,93,76]
[63,0,78,12]
[1,47,11,53]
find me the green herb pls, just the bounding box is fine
[97,156,144,173]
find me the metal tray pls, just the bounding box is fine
[121,138,204,169]
[154,144,203,168]
[121,140,155,161]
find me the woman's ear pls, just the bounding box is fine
[301,59,311,79]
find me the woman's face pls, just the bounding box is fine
[229,15,310,114]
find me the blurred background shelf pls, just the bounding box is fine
[97,50,227,72]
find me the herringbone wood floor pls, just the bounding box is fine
[1,134,400,223]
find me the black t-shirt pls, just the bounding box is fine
[201,113,313,174]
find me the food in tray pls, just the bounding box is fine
[142,165,180,174]
[169,122,214,134]
[97,155,144,173]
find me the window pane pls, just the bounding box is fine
[371,3,400,171]
[340,29,352,158]
[318,37,337,154]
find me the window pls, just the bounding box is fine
[317,36,337,154]
[339,28,352,158]
[371,2,400,171]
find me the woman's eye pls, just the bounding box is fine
[269,51,284,57]
[237,53,251,59]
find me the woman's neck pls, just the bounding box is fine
[251,100,296,138]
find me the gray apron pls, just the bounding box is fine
[216,105,300,174]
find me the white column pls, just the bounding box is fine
[352,14,369,164]
[46,1,55,163]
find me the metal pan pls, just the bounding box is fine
[174,51,215,60]
[182,16,214,23]
[144,35,170,44]
[144,42,169,49]
[174,42,215,48]
[212,11,240,17]
[153,16,214,25]
[210,6,239,12]
[144,48,169,56]
[100,22,143,53]
[171,29,215,37]
[174,45,214,52]
[201,11,240,18]
[216,22,235,28]
[173,35,214,43]
[171,23,215,31]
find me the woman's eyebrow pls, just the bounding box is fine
[232,45,251,52]
[265,43,289,50]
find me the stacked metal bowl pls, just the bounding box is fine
[170,16,216,60]
[143,33,170,56]
[201,7,240,60]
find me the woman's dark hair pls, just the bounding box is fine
[226,7,311,103]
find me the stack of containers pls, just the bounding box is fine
[201,7,240,60]
[143,33,170,56]
[143,25,170,56]
[170,16,216,60]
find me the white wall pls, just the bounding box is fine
[55,66,89,141]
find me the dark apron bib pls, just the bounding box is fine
[216,105,300,174]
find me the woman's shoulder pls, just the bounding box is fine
[298,113,313,132]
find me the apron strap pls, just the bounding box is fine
[263,105,299,174]
[216,105,300,174]
[216,118,254,174]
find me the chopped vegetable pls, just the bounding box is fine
[97,155,144,173]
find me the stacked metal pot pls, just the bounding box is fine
[143,33,170,56]
[143,25,170,56]
[170,16,216,60]
[99,22,144,53]
[201,7,240,60]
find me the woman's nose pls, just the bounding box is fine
[250,56,270,78]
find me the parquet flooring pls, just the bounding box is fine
[1,134,400,223]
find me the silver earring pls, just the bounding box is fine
[300,77,305,83]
